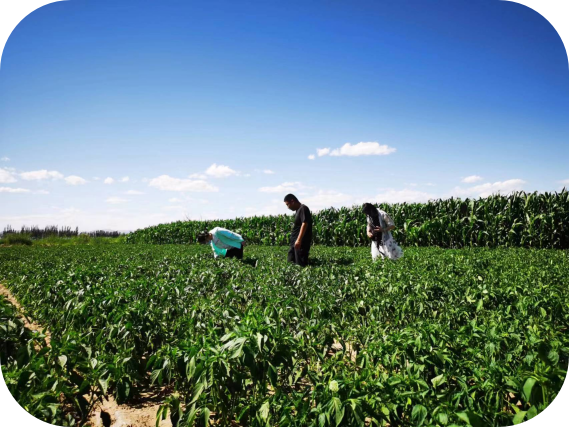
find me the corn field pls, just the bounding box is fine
[127,190,569,249]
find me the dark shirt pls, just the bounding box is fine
[291,204,312,247]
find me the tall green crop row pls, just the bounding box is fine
[126,190,569,249]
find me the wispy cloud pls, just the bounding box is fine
[65,175,87,185]
[308,154,315,160]
[205,163,239,178]
[0,187,31,193]
[20,170,64,181]
[451,179,526,198]
[461,175,483,183]
[1,157,9,162]
[314,142,396,158]
[125,190,144,195]
[148,175,219,192]
[189,173,207,179]
[263,169,275,174]
[120,176,130,182]
[259,181,307,193]
[104,177,114,184]
[0,168,17,183]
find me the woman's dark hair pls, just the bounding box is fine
[197,232,209,244]
[363,203,383,243]
[362,203,377,216]
[284,194,299,203]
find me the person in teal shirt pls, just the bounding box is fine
[197,227,245,259]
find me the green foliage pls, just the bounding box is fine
[2,234,33,246]
[1,245,568,426]
[126,190,569,249]
[0,296,91,426]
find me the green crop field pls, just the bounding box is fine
[1,244,568,426]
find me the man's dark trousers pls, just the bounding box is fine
[288,245,309,267]
[226,244,244,259]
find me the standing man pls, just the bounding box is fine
[284,194,312,267]
[197,227,245,259]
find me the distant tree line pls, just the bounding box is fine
[1,225,124,239]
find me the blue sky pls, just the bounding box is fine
[1,0,568,231]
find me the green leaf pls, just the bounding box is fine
[98,378,108,395]
[330,397,344,426]
[438,412,448,425]
[522,378,537,402]
[57,355,67,368]
[259,401,270,421]
[190,382,205,404]
[527,406,538,420]
[411,405,427,426]
[202,407,211,424]
[431,374,445,388]
[456,411,483,427]
[513,411,526,424]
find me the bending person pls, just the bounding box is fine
[284,193,312,267]
[362,203,403,261]
[197,227,245,259]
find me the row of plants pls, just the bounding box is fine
[1,245,568,426]
[126,190,569,249]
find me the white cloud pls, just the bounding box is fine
[303,190,356,211]
[308,154,315,160]
[148,175,219,192]
[462,175,483,183]
[120,176,130,182]
[469,179,526,197]
[0,187,31,193]
[559,179,569,185]
[168,197,182,203]
[93,177,101,181]
[259,181,306,193]
[65,175,87,185]
[35,190,50,195]
[205,164,239,178]
[1,157,9,162]
[106,197,128,204]
[314,142,397,158]
[189,173,207,179]
[263,169,275,174]
[0,168,17,183]
[451,179,526,198]
[20,170,64,181]
[125,190,144,195]
[104,177,114,184]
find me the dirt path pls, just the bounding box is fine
[87,394,172,427]
[1,282,172,427]
[0,282,51,346]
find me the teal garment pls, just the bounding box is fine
[209,227,244,258]
[210,241,227,258]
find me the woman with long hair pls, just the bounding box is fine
[362,203,403,261]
